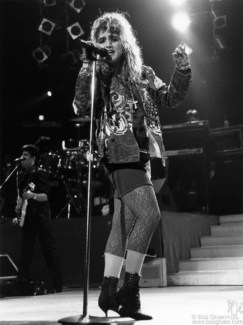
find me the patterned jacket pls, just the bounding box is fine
[73,63,192,166]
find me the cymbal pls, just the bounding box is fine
[70,116,91,122]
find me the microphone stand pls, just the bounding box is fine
[58,56,133,325]
[0,161,21,191]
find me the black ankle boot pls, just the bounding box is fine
[117,272,152,320]
[98,277,119,316]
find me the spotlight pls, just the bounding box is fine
[169,0,186,6]
[68,0,86,13]
[211,10,227,29]
[67,22,84,39]
[43,0,56,6]
[38,18,56,36]
[172,12,191,32]
[47,91,52,97]
[32,45,51,63]
[184,43,193,55]
[38,115,45,121]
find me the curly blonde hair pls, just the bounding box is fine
[90,12,143,84]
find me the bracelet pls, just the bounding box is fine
[177,65,191,71]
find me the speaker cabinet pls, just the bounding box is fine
[166,156,209,212]
[210,153,243,214]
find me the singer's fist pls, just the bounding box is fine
[172,43,190,68]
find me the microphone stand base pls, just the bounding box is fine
[58,314,134,324]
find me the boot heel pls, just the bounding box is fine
[98,277,119,316]
[117,272,152,320]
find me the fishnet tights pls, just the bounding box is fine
[105,185,161,256]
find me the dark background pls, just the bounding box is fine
[0,0,242,215]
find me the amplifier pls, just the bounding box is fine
[210,125,243,155]
[162,120,210,157]
[161,121,210,212]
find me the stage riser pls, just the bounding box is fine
[169,214,243,286]
[190,245,243,259]
[168,271,243,286]
[211,224,243,236]
[201,236,243,246]
[0,211,218,287]
[220,214,243,223]
[179,257,243,271]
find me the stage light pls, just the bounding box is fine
[38,18,56,36]
[169,0,186,6]
[68,0,86,13]
[47,91,52,97]
[184,43,193,55]
[67,22,84,39]
[43,0,56,6]
[211,10,227,29]
[172,12,191,32]
[38,115,45,121]
[32,45,51,63]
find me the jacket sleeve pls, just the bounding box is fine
[145,65,192,109]
[157,68,192,108]
[73,62,93,116]
[73,61,112,117]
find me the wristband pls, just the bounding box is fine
[177,65,191,71]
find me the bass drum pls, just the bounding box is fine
[38,151,60,178]
[57,151,81,183]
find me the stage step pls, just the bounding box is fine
[179,257,243,271]
[211,223,243,236]
[190,245,243,258]
[167,270,243,286]
[220,214,243,223]
[167,214,243,286]
[201,235,243,246]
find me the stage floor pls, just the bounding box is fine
[0,286,243,325]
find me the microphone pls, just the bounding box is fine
[14,157,26,162]
[78,39,108,58]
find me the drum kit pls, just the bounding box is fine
[38,138,106,218]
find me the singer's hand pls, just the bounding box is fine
[172,43,190,69]
[154,76,164,90]
[96,59,113,79]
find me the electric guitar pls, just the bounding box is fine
[17,182,35,227]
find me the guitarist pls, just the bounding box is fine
[13,144,63,293]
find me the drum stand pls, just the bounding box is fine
[55,184,84,219]
[58,54,133,325]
